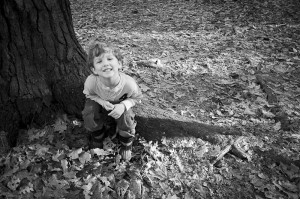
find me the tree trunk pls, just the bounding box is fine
[0,0,88,145]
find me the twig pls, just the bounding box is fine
[211,137,248,165]
[231,144,251,161]
[211,144,232,165]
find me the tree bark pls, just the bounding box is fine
[0,0,88,145]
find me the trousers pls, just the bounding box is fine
[82,99,136,138]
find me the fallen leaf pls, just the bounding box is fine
[184,192,194,199]
[52,150,64,162]
[63,171,77,179]
[195,145,208,158]
[261,109,275,118]
[139,84,150,92]
[273,122,281,131]
[216,110,223,116]
[68,148,83,159]
[28,129,46,141]
[166,108,177,114]
[244,107,256,116]
[82,182,93,199]
[116,179,130,199]
[218,79,235,85]
[279,181,298,192]
[90,148,109,156]
[61,159,68,172]
[48,174,69,189]
[147,91,156,97]
[214,174,223,183]
[175,155,184,172]
[103,137,116,150]
[7,176,20,191]
[291,134,300,139]
[115,154,122,164]
[53,118,67,133]
[175,91,185,98]
[130,179,142,197]
[208,145,220,157]
[250,175,265,188]
[79,152,91,164]
[99,176,111,187]
[35,145,49,156]
[166,194,179,199]
[19,182,34,194]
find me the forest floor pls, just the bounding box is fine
[1,0,300,198]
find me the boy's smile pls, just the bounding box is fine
[92,52,121,79]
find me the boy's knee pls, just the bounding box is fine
[82,99,99,116]
[82,99,103,131]
[117,109,136,131]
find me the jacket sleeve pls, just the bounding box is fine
[121,79,143,111]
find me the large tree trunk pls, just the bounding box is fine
[0,0,88,145]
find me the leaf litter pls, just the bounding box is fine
[1,0,300,198]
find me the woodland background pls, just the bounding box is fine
[1,0,300,198]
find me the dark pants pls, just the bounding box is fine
[82,99,136,141]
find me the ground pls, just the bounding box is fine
[1,0,300,198]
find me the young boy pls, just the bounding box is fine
[82,41,142,161]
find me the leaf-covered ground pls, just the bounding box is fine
[1,0,300,198]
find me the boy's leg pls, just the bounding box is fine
[82,99,107,148]
[116,109,137,161]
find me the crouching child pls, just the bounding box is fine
[82,40,143,161]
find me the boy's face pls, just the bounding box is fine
[92,52,121,78]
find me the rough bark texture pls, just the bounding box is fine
[0,0,88,145]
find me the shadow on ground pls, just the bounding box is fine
[134,103,241,144]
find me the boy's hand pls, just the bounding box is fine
[108,103,125,119]
[102,101,115,111]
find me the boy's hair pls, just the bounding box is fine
[86,40,123,70]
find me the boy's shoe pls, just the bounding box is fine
[118,131,135,161]
[120,144,132,162]
[89,129,105,149]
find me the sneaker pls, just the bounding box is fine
[120,144,132,161]
[118,133,135,161]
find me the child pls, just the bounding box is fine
[82,40,143,161]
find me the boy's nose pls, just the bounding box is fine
[102,60,109,65]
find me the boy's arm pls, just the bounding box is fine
[121,84,143,111]
[109,88,142,119]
